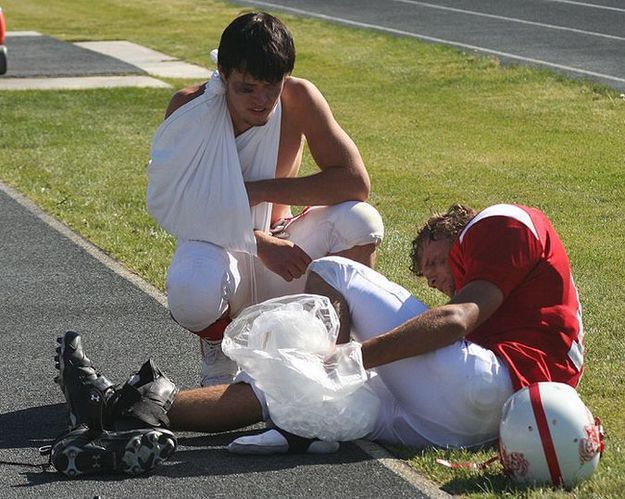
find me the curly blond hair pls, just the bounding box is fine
[409,204,476,276]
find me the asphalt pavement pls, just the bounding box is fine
[233,0,625,92]
[3,33,145,78]
[0,183,446,498]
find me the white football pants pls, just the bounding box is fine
[308,256,514,449]
[166,202,384,332]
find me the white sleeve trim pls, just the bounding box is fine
[459,204,539,244]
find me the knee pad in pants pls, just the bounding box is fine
[166,241,236,332]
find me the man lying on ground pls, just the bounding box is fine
[49,203,584,476]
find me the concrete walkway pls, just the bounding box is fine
[0,32,210,90]
[75,40,211,79]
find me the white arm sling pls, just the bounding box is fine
[146,72,279,255]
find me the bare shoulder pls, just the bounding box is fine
[282,76,332,130]
[164,83,206,119]
[282,76,326,109]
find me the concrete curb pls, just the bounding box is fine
[354,440,451,498]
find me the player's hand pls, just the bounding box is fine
[255,231,312,281]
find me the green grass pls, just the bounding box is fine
[1,0,624,496]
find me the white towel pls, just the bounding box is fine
[147,72,280,255]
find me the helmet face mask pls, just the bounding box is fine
[498,382,604,489]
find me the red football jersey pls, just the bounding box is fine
[448,204,584,390]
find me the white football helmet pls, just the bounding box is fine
[499,382,604,489]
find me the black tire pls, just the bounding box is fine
[0,45,7,75]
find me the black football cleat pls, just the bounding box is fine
[50,424,177,478]
[54,331,179,431]
[54,331,116,429]
[112,358,179,430]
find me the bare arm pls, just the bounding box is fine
[306,269,503,367]
[246,78,371,207]
[360,280,504,369]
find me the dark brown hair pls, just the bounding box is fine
[409,204,476,276]
[218,12,295,83]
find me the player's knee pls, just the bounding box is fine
[308,256,357,295]
[166,242,231,332]
[166,273,228,332]
[326,201,384,253]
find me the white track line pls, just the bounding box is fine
[394,0,625,42]
[239,0,625,86]
[544,0,625,14]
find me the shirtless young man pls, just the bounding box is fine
[50,203,585,476]
[147,12,383,386]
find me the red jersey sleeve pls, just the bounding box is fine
[453,216,544,298]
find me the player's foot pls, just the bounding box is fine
[114,358,179,430]
[50,424,177,477]
[55,331,178,431]
[200,338,238,386]
[227,428,340,455]
[54,331,116,429]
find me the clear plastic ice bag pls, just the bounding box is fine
[222,294,380,441]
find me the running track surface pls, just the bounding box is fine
[234,0,625,92]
